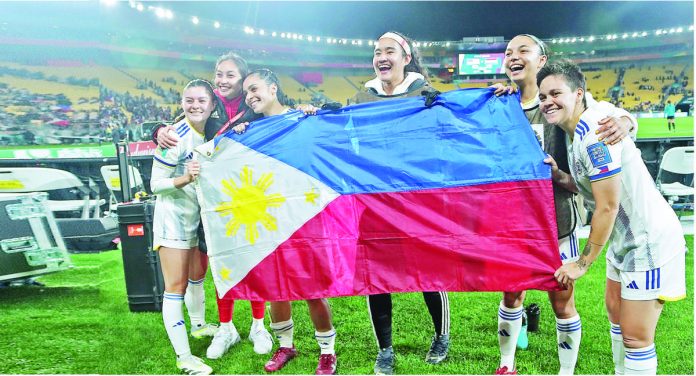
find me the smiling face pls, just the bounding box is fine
[181,85,215,129]
[504,35,547,86]
[242,74,277,116]
[214,59,243,100]
[373,37,412,86]
[539,74,584,129]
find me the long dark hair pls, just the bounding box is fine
[383,30,430,83]
[215,51,249,79]
[246,68,296,107]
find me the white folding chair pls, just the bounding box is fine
[100,164,144,214]
[656,146,694,218]
[0,167,105,218]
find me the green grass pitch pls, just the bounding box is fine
[0,236,692,374]
[636,116,693,139]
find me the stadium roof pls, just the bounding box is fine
[2,1,693,42]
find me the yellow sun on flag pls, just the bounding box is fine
[215,166,286,244]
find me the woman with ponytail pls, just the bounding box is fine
[236,69,336,375]
[350,31,450,375]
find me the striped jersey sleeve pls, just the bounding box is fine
[576,112,622,182]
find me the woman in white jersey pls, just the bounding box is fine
[492,34,638,375]
[234,69,337,376]
[150,79,216,375]
[539,60,686,376]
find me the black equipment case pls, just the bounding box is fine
[116,200,164,312]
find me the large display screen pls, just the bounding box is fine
[458,53,505,75]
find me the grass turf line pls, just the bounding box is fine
[0,236,692,374]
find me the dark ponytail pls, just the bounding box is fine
[246,69,296,107]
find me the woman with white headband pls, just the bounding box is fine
[350,31,450,375]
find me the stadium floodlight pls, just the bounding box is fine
[446,42,450,47]
[668,28,675,33]
[579,37,585,42]
[272,31,277,37]
[690,25,694,31]
[551,39,557,43]
[128,0,136,8]
[292,33,298,39]
[571,37,577,43]
[565,38,572,43]
[358,40,363,45]
[621,33,628,39]
[191,16,199,25]
[316,36,321,42]
[155,7,166,18]
[213,21,220,29]
[308,36,313,42]
[136,3,143,11]
[342,39,347,44]
[368,40,373,46]
[588,36,595,42]
[298,35,304,40]
[631,32,638,38]
[612,34,618,39]
[676,27,683,33]
[280,33,286,38]
[655,30,662,35]
[259,29,265,36]
[164,9,173,19]
[641,31,647,37]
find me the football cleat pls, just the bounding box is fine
[495,366,518,375]
[264,346,297,372]
[206,328,241,359]
[176,355,213,375]
[191,323,219,339]
[425,334,449,364]
[374,346,395,375]
[315,353,337,375]
[249,326,274,355]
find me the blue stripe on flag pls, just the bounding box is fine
[219,89,550,195]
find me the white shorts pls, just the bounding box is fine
[559,231,580,265]
[153,236,198,251]
[606,253,686,301]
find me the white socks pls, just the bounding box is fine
[315,328,337,355]
[184,278,206,328]
[270,319,294,348]
[556,315,582,375]
[251,317,265,332]
[220,321,238,335]
[625,344,657,375]
[498,301,524,370]
[163,292,191,357]
[610,322,625,375]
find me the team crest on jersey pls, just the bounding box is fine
[587,142,612,168]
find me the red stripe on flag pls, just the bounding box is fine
[224,179,561,301]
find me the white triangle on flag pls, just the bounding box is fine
[195,137,340,298]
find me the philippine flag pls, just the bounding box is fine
[196,88,561,301]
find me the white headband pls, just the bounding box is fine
[378,32,412,57]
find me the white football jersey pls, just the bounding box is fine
[567,102,684,272]
[150,118,205,244]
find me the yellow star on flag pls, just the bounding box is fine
[220,267,231,281]
[305,188,319,205]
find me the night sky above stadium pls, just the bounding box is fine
[1,1,693,42]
